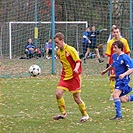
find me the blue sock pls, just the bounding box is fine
[114,98,122,117]
[128,95,133,101]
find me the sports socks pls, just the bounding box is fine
[114,98,122,117]
[109,79,115,93]
[128,95,133,102]
[57,97,66,115]
[78,101,87,116]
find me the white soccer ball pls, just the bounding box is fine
[28,65,41,77]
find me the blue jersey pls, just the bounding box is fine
[82,31,90,44]
[89,30,102,46]
[111,53,133,79]
[111,53,133,96]
[26,43,36,54]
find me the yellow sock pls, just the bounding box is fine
[110,80,115,93]
[57,97,66,115]
[78,101,87,116]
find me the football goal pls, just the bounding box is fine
[2,21,88,59]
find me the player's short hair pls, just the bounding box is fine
[113,40,124,51]
[111,26,117,32]
[54,32,64,40]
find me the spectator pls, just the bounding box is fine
[25,38,36,59]
[45,39,52,59]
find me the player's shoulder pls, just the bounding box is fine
[108,38,115,44]
[112,53,116,58]
[120,37,128,43]
[66,44,79,55]
[66,44,76,50]
[121,53,128,58]
[120,53,131,62]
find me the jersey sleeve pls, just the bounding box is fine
[68,46,81,63]
[105,41,112,56]
[123,39,130,54]
[123,54,133,69]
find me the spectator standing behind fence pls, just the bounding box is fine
[45,38,52,59]
[25,38,36,59]
[82,27,91,58]
[105,27,130,100]
[83,25,107,63]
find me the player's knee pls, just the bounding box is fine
[55,89,63,98]
[112,92,119,99]
[120,96,129,103]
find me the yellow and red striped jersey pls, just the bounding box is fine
[56,44,82,80]
[105,37,130,64]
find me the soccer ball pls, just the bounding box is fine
[28,65,41,77]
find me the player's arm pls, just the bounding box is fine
[119,68,133,79]
[83,35,91,43]
[73,61,81,74]
[99,28,107,34]
[106,56,111,68]
[101,65,113,75]
[125,40,130,56]
[107,34,111,43]
[119,55,133,79]
[105,41,112,67]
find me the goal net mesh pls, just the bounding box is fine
[1,0,132,78]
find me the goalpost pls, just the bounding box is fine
[8,21,88,59]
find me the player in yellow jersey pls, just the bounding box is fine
[53,32,89,122]
[105,27,130,100]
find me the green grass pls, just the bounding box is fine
[0,58,133,133]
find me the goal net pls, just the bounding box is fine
[1,21,87,77]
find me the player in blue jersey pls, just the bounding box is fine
[82,27,91,63]
[101,40,133,120]
[83,26,107,63]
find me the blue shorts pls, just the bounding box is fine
[115,79,132,97]
[88,45,98,49]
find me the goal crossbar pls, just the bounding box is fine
[9,21,88,59]
[9,21,88,25]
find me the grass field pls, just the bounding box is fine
[0,58,133,133]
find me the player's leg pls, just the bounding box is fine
[70,75,89,122]
[110,89,122,120]
[46,48,50,59]
[95,48,104,63]
[109,68,115,100]
[120,86,133,102]
[109,76,115,100]
[83,47,90,63]
[53,88,67,120]
[73,92,89,122]
[82,43,86,57]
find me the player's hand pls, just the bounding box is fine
[88,40,91,44]
[106,64,109,68]
[101,70,106,75]
[119,74,125,80]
